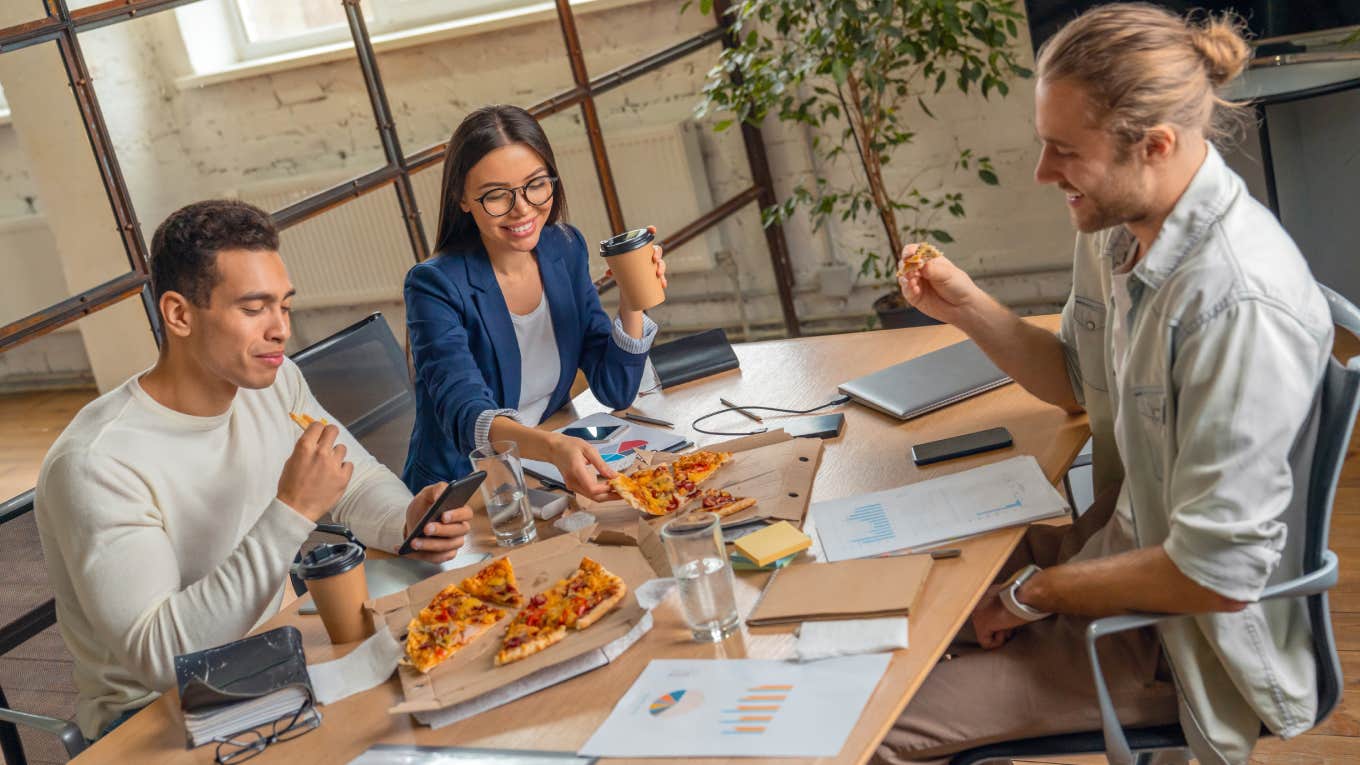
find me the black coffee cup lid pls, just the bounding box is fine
[599,227,654,257]
[297,541,365,580]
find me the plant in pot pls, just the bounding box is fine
[689,0,1031,329]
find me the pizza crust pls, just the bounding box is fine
[897,242,942,279]
[711,496,758,518]
[493,624,567,666]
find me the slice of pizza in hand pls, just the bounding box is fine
[671,450,733,498]
[459,557,525,608]
[404,584,506,673]
[690,488,758,518]
[609,464,684,516]
[288,412,330,430]
[896,242,943,280]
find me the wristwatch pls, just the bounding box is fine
[999,564,1052,622]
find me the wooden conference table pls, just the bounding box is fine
[76,316,1090,765]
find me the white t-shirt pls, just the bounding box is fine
[34,359,410,739]
[511,295,562,425]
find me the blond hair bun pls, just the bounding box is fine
[1192,17,1251,87]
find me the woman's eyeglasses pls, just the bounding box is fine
[472,175,558,217]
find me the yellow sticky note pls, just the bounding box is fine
[733,521,812,567]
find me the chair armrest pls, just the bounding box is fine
[1084,549,1340,765]
[1068,453,1093,471]
[0,706,87,758]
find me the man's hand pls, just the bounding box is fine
[548,435,617,501]
[277,422,353,522]
[898,246,984,326]
[401,482,473,563]
[970,583,1030,649]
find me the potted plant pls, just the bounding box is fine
[690,0,1030,328]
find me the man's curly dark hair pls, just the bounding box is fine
[149,199,279,307]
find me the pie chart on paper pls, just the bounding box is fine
[649,689,703,717]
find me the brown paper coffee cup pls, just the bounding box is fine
[307,561,373,644]
[609,245,666,311]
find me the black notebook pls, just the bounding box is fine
[648,328,739,388]
[173,626,314,748]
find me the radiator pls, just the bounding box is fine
[241,122,718,310]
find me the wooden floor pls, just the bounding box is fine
[0,335,1356,763]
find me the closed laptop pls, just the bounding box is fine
[838,339,1011,420]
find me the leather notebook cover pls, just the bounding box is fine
[746,555,933,626]
[174,626,313,713]
[649,328,739,388]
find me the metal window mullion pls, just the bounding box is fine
[54,1,162,342]
[0,272,150,351]
[553,0,625,236]
[341,0,429,262]
[712,0,800,337]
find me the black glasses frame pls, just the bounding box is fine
[471,175,559,217]
[213,704,322,765]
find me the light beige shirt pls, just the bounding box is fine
[35,358,410,739]
[1057,145,1333,764]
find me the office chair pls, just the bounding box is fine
[951,284,1359,765]
[291,312,416,475]
[0,489,87,764]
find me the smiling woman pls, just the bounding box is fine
[402,104,667,499]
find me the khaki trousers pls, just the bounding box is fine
[873,487,1182,765]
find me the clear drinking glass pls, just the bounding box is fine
[469,440,538,547]
[661,511,741,642]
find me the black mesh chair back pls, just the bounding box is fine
[290,313,416,475]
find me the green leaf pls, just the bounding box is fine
[699,0,713,14]
[832,59,849,85]
[917,97,935,119]
[714,119,733,132]
[978,169,999,185]
[931,230,955,244]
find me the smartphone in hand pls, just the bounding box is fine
[397,470,486,555]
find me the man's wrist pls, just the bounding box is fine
[1000,564,1052,622]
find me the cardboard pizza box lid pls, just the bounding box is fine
[368,529,656,715]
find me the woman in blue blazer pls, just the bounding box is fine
[403,104,665,498]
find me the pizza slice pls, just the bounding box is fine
[671,450,733,498]
[459,557,525,608]
[896,242,942,280]
[493,557,629,666]
[609,464,684,516]
[495,587,569,666]
[404,584,506,673]
[288,412,330,430]
[690,488,758,518]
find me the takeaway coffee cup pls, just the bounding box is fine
[297,541,373,644]
[600,227,665,311]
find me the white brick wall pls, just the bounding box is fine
[0,1,1074,387]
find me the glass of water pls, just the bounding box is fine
[661,511,741,642]
[469,441,537,547]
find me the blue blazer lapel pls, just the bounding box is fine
[462,249,521,409]
[538,243,578,407]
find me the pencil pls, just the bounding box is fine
[721,397,763,423]
[620,411,675,428]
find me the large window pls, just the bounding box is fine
[222,0,541,63]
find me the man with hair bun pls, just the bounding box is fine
[876,4,1332,764]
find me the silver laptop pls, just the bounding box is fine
[838,339,1012,420]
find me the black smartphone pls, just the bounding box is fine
[911,427,1013,466]
[397,470,486,555]
[561,424,627,443]
[781,413,846,439]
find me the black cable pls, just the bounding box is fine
[691,395,852,436]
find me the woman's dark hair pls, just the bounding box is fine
[433,104,568,253]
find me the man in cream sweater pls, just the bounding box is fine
[35,199,473,741]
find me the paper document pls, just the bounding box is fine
[811,455,1068,562]
[522,413,687,485]
[579,655,890,758]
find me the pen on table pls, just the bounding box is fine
[720,397,763,423]
[619,411,675,429]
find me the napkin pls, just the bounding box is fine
[794,617,908,662]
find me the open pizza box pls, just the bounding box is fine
[581,430,824,550]
[366,529,658,726]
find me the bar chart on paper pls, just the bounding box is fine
[579,656,889,757]
[811,456,1069,562]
